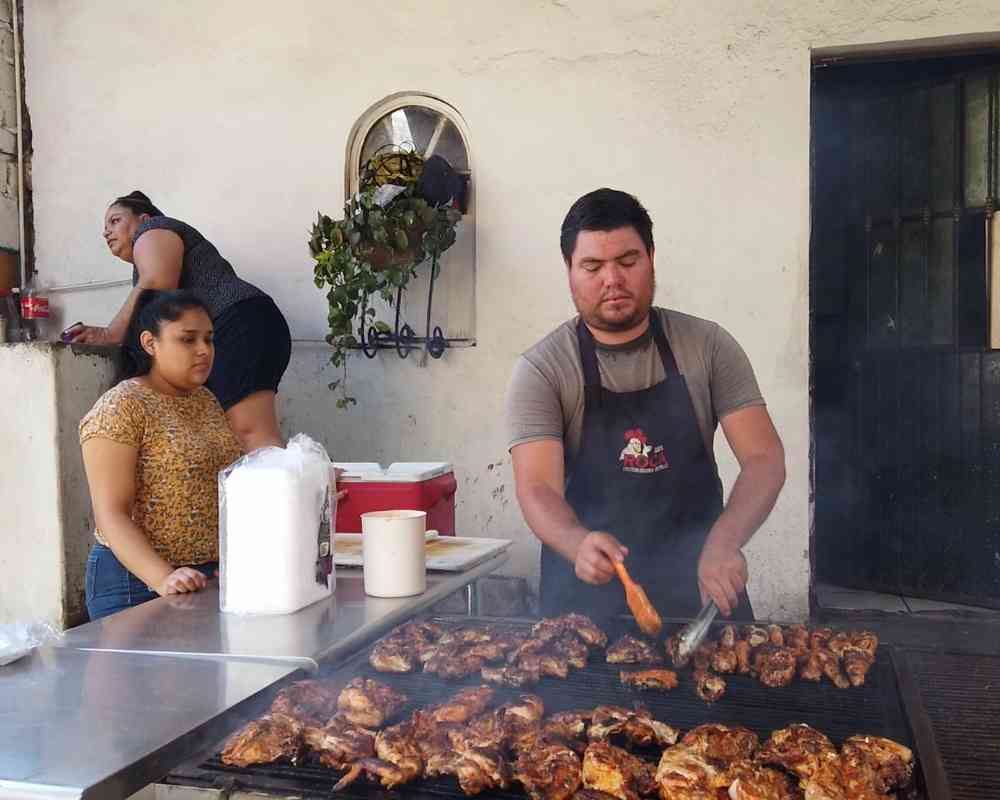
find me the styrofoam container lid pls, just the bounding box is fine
[333,462,453,482]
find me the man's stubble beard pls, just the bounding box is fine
[575,275,656,333]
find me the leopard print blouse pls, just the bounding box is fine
[80,379,243,565]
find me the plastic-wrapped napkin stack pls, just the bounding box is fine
[219,434,336,615]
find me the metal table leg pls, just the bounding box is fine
[466,580,480,617]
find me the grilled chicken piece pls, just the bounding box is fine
[798,650,823,682]
[655,743,721,799]
[562,613,609,648]
[336,677,407,728]
[589,705,679,748]
[841,735,913,792]
[751,645,798,688]
[437,627,495,646]
[680,724,759,765]
[783,624,810,657]
[734,639,753,675]
[302,713,376,770]
[808,627,833,652]
[758,724,837,780]
[620,669,678,691]
[606,635,663,665]
[422,626,528,679]
[815,648,851,689]
[369,621,444,673]
[543,711,591,745]
[553,633,590,668]
[848,631,878,659]
[825,632,855,658]
[530,614,608,649]
[516,741,583,800]
[221,712,304,767]
[720,624,738,648]
[742,625,771,648]
[270,679,339,726]
[799,753,881,800]
[842,649,875,687]
[711,646,739,674]
[523,650,572,679]
[767,625,785,646]
[725,760,800,800]
[693,669,726,702]
[574,790,621,800]
[582,741,656,800]
[664,634,682,667]
[448,708,509,751]
[692,642,717,672]
[482,661,541,687]
[333,718,423,790]
[503,693,546,728]
[426,746,510,796]
[425,647,489,679]
[369,638,416,673]
[428,685,495,724]
[371,721,423,784]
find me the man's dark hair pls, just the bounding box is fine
[559,188,654,263]
[118,289,210,382]
[110,190,164,218]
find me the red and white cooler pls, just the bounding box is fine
[333,462,458,536]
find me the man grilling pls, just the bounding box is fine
[506,188,785,621]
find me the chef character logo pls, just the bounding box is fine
[619,428,669,474]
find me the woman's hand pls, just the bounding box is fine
[67,325,112,345]
[332,467,348,502]
[156,567,208,596]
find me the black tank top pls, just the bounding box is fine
[131,216,264,319]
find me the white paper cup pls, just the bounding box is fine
[361,510,427,597]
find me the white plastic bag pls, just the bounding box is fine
[0,622,62,666]
[219,433,336,615]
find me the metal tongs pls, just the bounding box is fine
[673,599,719,666]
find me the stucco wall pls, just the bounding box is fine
[0,343,116,627]
[53,345,117,626]
[0,344,63,625]
[21,1,1000,620]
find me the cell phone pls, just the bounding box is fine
[60,322,84,342]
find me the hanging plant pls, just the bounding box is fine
[309,148,461,408]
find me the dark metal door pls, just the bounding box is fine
[811,55,1000,608]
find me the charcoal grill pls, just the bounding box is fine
[898,650,1000,800]
[165,616,948,799]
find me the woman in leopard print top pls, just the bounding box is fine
[80,290,243,620]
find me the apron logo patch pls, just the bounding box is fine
[619,427,669,474]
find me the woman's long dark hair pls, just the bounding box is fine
[118,290,211,383]
[111,190,164,218]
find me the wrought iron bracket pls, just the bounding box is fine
[353,251,454,361]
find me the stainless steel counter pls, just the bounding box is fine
[0,646,295,800]
[60,558,507,671]
[3,556,508,799]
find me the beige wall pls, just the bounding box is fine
[0,344,63,626]
[0,344,116,627]
[20,1,1000,620]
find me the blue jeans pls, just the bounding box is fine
[84,543,217,621]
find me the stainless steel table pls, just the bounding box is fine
[60,556,508,671]
[0,647,295,800]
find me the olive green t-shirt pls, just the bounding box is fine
[504,307,765,472]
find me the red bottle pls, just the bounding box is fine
[19,276,50,341]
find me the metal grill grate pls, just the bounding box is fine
[905,650,1000,800]
[183,618,931,799]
